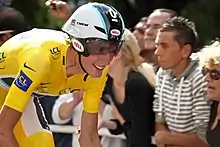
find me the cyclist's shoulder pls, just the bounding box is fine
[1,29,69,60]
[30,28,69,45]
[1,28,68,51]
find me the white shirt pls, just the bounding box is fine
[52,93,82,147]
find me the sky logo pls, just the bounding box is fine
[14,70,33,92]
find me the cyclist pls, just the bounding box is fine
[0,2,125,147]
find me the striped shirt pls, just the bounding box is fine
[153,59,211,135]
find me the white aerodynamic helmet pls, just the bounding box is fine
[62,2,125,57]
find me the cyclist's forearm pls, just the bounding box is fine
[79,131,101,147]
[0,132,19,147]
[79,111,101,147]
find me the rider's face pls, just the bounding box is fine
[71,38,122,78]
[80,53,115,78]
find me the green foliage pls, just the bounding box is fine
[34,0,63,29]
[12,0,63,29]
[11,0,220,47]
[181,0,220,48]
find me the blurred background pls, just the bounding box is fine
[6,0,220,48]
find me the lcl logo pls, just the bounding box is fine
[50,47,60,54]
[0,52,6,69]
[50,47,61,60]
[0,52,6,62]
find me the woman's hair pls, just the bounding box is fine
[121,28,156,87]
[199,40,220,68]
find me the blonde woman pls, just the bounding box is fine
[200,41,220,147]
[99,28,156,147]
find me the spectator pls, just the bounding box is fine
[143,8,177,68]
[200,41,220,147]
[46,0,89,21]
[52,91,126,147]
[52,91,83,147]
[46,0,71,21]
[99,28,156,147]
[0,6,30,46]
[153,16,210,147]
[98,99,128,147]
[132,17,148,51]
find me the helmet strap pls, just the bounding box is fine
[67,35,88,74]
[78,53,88,74]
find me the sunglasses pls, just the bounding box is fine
[84,38,123,55]
[202,67,220,80]
[71,37,124,56]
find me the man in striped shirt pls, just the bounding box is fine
[153,16,211,147]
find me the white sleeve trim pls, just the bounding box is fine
[52,93,73,124]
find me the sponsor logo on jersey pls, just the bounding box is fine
[59,88,71,95]
[72,39,84,52]
[110,29,121,36]
[14,70,33,92]
[50,47,61,60]
[59,88,80,95]
[34,82,50,93]
[0,52,6,69]
[23,62,36,72]
[34,85,48,93]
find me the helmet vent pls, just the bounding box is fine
[94,26,106,35]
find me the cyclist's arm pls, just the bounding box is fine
[0,50,49,147]
[80,111,100,147]
[0,106,20,147]
[79,69,108,147]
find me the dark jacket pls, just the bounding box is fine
[102,70,155,147]
[207,101,220,147]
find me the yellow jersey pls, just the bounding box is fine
[0,28,108,147]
